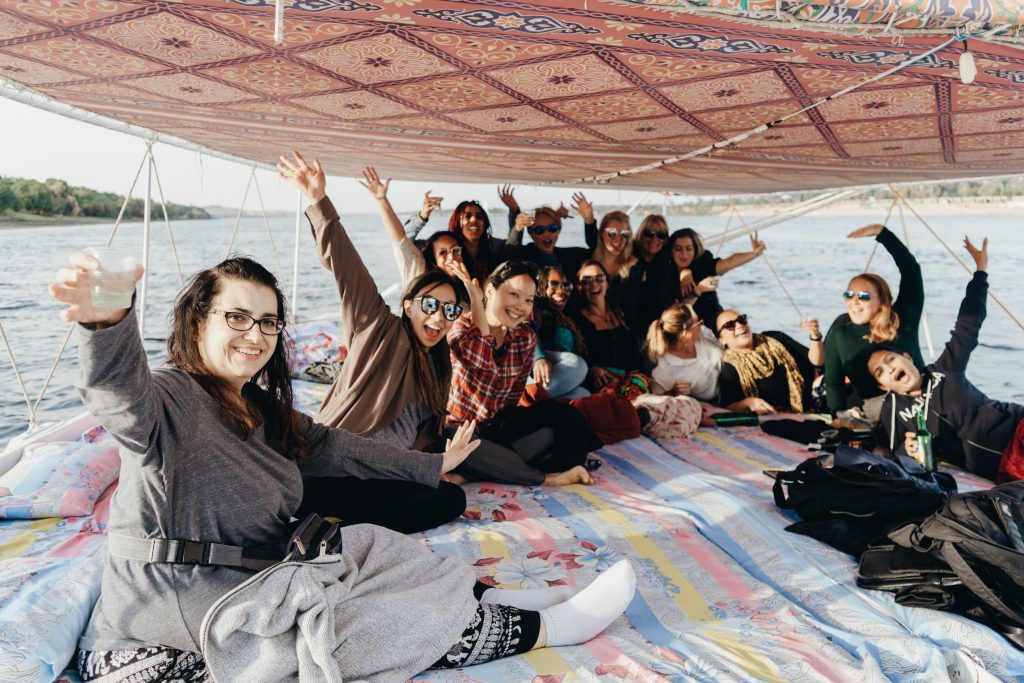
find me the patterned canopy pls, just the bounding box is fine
[1,0,1023,193]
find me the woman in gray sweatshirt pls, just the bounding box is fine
[49,250,634,681]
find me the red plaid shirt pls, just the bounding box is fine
[447,313,537,425]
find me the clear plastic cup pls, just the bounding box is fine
[83,247,137,309]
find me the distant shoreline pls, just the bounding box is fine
[0,214,214,230]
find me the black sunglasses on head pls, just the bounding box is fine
[412,295,463,322]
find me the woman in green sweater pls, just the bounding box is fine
[823,223,924,416]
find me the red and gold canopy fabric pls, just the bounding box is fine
[1,0,1022,193]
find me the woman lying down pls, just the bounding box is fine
[49,251,634,682]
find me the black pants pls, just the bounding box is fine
[455,400,604,486]
[298,477,466,534]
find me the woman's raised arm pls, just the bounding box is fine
[50,252,159,452]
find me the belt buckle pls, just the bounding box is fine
[178,540,208,565]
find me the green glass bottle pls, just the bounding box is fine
[915,409,935,471]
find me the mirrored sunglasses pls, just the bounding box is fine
[436,245,462,258]
[529,223,561,235]
[413,295,463,322]
[842,290,872,302]
[547,281,573,292]
[717,313,748,335]
[604,228,631,239]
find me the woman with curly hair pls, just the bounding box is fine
[823,223,924,417]
[532,265,589,399]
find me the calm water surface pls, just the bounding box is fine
[2,207,1022,446]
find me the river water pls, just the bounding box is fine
[2,208,1022,446]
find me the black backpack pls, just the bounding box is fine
[772,446,957,555]
[881,481,1024,645]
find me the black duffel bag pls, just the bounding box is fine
[772,446,957,555]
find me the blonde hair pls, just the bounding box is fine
[592,210,634,279]
[644,302,696,361]
[851,272,900,343]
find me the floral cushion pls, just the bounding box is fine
[286,320,347,384]
[0,440,120,519]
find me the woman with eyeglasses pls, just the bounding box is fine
[448,259,602,487]
[498,186,589,277]
[531,266,589,398]
[657,228,766,330]
[622,214,671,339]
[573,260,645,392]
[280,152,470,533]
[644,302,722,402]
[822,223,924,418]
[54,252,636,683]
[715,310,823,414]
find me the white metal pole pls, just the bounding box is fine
[139,148,153,337]
[291,189,302,323]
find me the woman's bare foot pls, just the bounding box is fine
[542,465,592,487]
[440,472,467,485]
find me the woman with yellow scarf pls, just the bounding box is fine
[715,310,824,414]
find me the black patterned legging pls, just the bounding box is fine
[78,584,540,680]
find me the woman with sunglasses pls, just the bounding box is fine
[531,266,589,398]
[406,196,507,283]
[573,261,645,392]
[657,228,765,330]
[498,186,589,276]
[822,223,924,418]
[715,310,823,414]
[54,253,636,683]
[622,214,671,338]
[644,302,722,402]
[448,259,602,486]
[280,152,470,533]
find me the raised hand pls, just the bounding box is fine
[571,192,594,224]
[555,202,572,220]
[49,251,144,326]
[847,223,884,239]
[359,166,390,202]
[964,236,988,272]
[420,191,442,220]
[800,318,821,339]
[749,231,765,255]
[277,150,326,202]
[497,184,519,211]
[442,419,480,474]
[513,211,534,233]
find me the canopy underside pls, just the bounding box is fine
[1,0,1023,193]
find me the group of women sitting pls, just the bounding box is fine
[52,149,944,682]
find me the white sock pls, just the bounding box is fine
[539,559,636,647]
[480,585,577,611]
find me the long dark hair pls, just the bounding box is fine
[449,201,494,281]
[421,230,460,272]
[167,257,306,460]
[401,270,469,419]
[658,227,706,304]
[538,265,585,355]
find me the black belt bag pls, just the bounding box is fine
[107,513,343,571]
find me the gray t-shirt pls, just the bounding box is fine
[76,312,448,652]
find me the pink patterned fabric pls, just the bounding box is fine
[0,441,120,519]
[0,0,1021,193]
[633,394,703,439]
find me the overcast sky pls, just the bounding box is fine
[0,97,656,215]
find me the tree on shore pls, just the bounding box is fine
[0,175,209,220]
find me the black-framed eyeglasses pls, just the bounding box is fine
[642,229,669,239]
[843,290,872,302]
[529,223,561,236]
[579,275,607,286]
[209,309,285,336]
[412,295,463,322]
[717,314,748,335]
